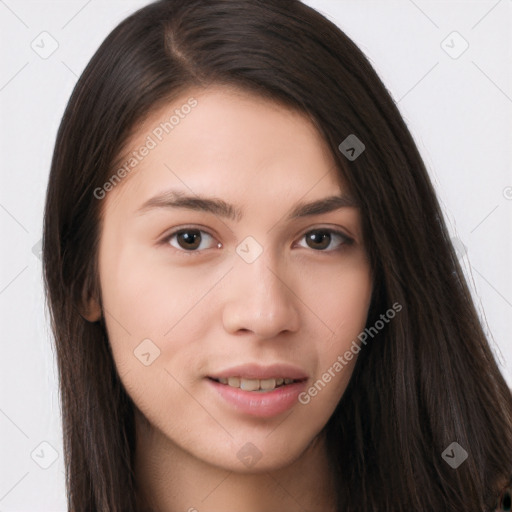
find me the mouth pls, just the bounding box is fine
[207,376,306,393]
[206,363,309,417]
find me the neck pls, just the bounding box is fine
[133,409,337,512]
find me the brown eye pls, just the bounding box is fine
[167,229,216,252]
[299,229,351,252]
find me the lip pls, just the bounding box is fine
[207,363,309,418]
[207,378,308,418]
[209,363,309,381]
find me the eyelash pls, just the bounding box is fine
[159,225,354,256]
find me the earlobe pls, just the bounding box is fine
[78,272,102,322]
[80,297,102,322]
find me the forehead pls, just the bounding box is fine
[105,85,346,212]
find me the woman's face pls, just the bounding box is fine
[95,86,373,472]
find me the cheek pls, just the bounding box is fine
[99,237,214,335]
[97,240,193,371]
[98,239,228,398]
[305,257,372,397]
[305,252,373,337]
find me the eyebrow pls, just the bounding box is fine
[136,189,358,222]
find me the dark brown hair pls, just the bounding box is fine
[43,0,512,510]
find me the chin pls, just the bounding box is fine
[194,430,322,474]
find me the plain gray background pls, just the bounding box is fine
[1,0,511,509]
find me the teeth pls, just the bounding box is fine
[215,376,298,392]
[260,378,276,391]
[227,377,240,387]
[240,378,260,391]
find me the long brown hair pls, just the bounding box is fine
[43,0,512,510]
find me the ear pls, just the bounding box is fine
[80,296,102,322]
[77,272,102,322]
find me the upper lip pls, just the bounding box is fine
[209,363,308,381]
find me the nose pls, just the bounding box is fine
[221,252,301,339]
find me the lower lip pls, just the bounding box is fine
[207,378,308,418]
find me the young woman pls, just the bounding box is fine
[42,0,512,510]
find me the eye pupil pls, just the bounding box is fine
[177,230,201,250]
[306,230,331,250]
[170,228,345,253]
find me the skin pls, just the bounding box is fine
[86,85,373,511]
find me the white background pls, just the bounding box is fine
[1,0,511,509]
